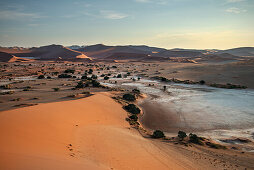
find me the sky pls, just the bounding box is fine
[0,0,253,49]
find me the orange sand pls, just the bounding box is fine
[0,93,192,170]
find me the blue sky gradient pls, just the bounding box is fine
[0,0,253,49]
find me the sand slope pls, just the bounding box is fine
[0,93,190,170]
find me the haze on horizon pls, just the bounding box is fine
[0,0,253,49]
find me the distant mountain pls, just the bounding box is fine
[67,45,86,50]
[76,44,148,58]
[0,44,91,60]
[217,47,254,56]
[127,45,166,53]
[1,44,253,62]
[0,52,33,62]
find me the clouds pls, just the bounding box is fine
[134,0,168,5]
[100,10,128,20]
[226,0,245,3]
[225,7,246,13]
[0,3,44,21]
[0,10,43,20]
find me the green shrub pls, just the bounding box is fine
[206,142,226,149]
[38,75,45,79]
[132,89,140,94]
[91,75,97,79]
[129,114,138,121]
[178,131,187,140]
[152,130,165,138]
[64,69,75,74]
[75,81,84,88]
[58,74,72,78]
[189,133,203,145]
[81,75,88,80]
[117,74,122,78]
[53,88,60,92]
[199,80,205,85]
[88,69,93,74]
[124,104,140,114]
[104,76,109,80]
[123,93,136,101]
[91,80,100,87]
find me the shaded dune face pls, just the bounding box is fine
[140,101,181,132]
[0,93,188,170]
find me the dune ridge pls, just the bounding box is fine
[0,93,193,170]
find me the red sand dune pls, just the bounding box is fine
[0,93,193,170]
[1,45,92,61]
[0,52,33,62]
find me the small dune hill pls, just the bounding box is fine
[10,44,91,60]
[77,44,150,59]
[218,47,254,57]
[0,52,33,62]
[195,53,239,62]
[156,50,203,58]
[105,52,168,61]
[127,45,166,53]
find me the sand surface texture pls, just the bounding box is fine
[0,93,194,170]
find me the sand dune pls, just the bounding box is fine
[0,93,191,170]
[0,45,92,61]
[0,52,33,62]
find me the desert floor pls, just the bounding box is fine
[0,60,254,169]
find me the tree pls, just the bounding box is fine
[199,80,205,85]
[123,93,136,101]
[124,104,140,114]
[178,131,187,140]
[152,130,165,138]
[117,74,122,78]
[91,75,97,79]
[38,75,45,79]
[104,76,109,80]
[129,114,138,121]
[88,69,93,74]
[189,133,203,145]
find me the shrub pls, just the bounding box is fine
[152,130,165,138]
[75,81,84,88]
[117,74,122,78]
[189,133,203,145]
[81,75,88,80]
[53,88,60,91]
[58,74,72,78]
[206,142,226,149]
[124,104,140,114]
[129,114,138,121]
[88,69,93,74]
[104,76,109,80]
[132,89,140,94]
[38,75,45,79]
[178,131,187,140]
[91,80,100,87]
[91,75,97,79]
[199,80,205,85]
[123,93,136,101]
[64,69,75,74]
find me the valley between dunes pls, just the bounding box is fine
[0,92,197,170]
